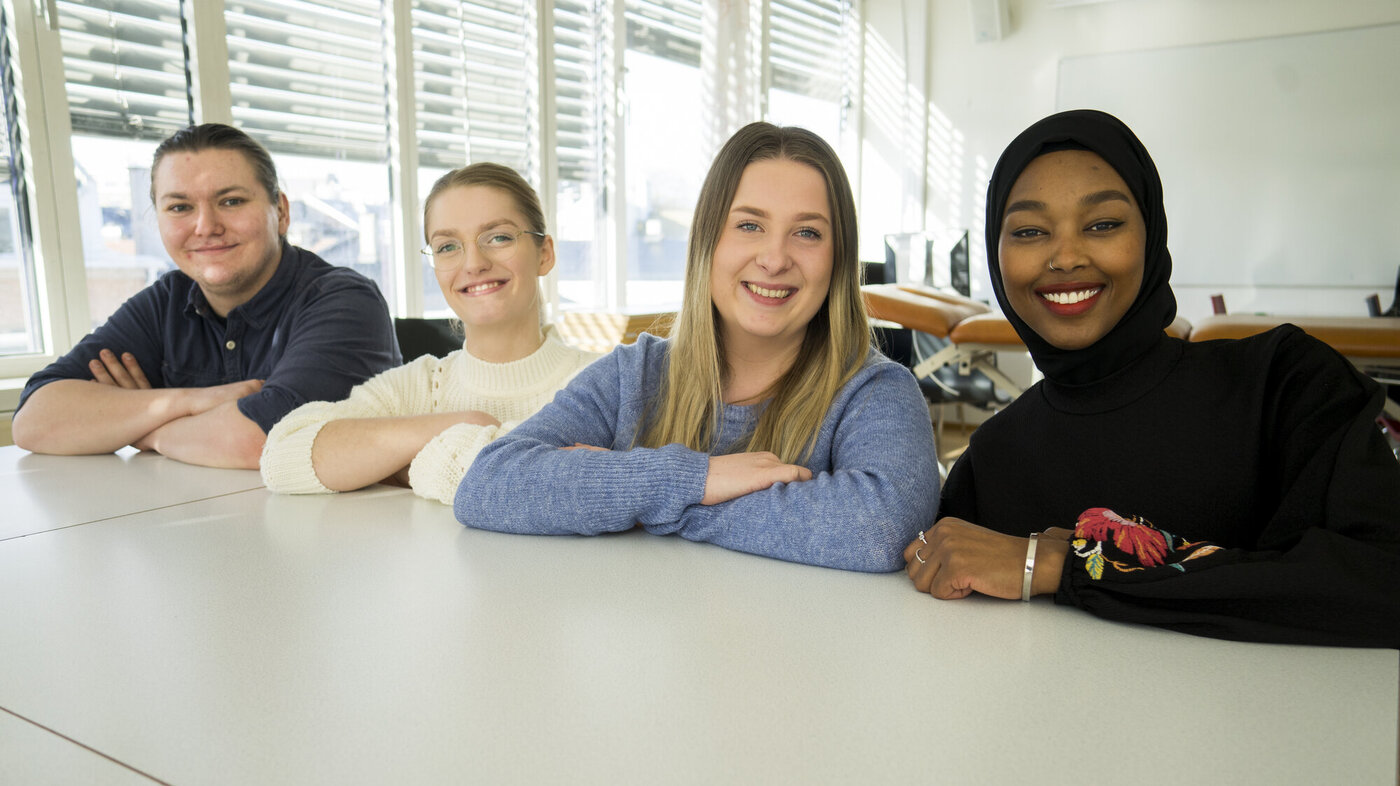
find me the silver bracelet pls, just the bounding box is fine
[1021,532,1040,602]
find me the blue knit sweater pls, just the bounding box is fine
[456,333,939,572]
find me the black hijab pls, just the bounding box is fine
[985,109,1177,386]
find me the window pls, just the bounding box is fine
[622,0,705,312]
[3,0,876,373]
[412,0,539,315]
[57,0,190,329]
[765,0,851,144]
[551,0,610,311]
[226,0,397,302]
[0,3,39,357]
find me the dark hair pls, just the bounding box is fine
[149,123,281,204]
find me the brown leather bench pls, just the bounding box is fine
[938,312,1192,398]
[861,286,1023,399]
[949,312,1193,345]
[1189,315,1400,360]
[867,288,1193,401]
[862,283,989,338]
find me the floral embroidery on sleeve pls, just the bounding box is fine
[1070,507,1222,580]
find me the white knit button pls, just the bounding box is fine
[225,340,236,350]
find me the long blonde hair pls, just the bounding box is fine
[639,122,869,464]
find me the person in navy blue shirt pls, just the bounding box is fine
[12,124,400,469]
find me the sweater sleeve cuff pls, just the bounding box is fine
[260,407,335,494]
[633,445,710,531]
[408,422,498,506]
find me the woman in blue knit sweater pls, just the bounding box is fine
[455,122,938,572]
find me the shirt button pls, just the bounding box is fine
[225,340,236,350]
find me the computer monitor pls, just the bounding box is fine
[877,233,932,286]
[949,231,970,297]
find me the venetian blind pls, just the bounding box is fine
[56,0,193,140]
[552,0,604,186]
[411,0,536,176]
[1,0,40,355]
[769,0,847,102]
[224,0,389,162]
[625,0,701,67]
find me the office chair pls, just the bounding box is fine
[393,318,461,362]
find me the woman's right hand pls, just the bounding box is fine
[702,451,812,505]
[904,517,1069,600]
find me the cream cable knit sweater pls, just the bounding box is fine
[261,327,598,504]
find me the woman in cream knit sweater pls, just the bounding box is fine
[260,163,598,504]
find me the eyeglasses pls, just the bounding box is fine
[421,229,546,270]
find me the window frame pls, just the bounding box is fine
[0,0,873,381]
[0,0,88,380]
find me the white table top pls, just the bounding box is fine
[0,463,1395,785]
[0,708,155,786]
[0,445,264,540]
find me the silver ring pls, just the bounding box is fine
[1048,259,1060,271]
[914,548,926,564]
[917,530,927,544]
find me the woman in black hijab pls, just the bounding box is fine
[903,109,1400,648]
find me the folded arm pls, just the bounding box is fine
[910,500,1400,647]
[310,412,500,492]
[921,332,1400,647]
[457,346,714,534]
[461,436,712,536]
[261,359,500,499]
[458,347,941,573]
[1056,508,1400,648]
[1057,341,1400,647]
[12,377,261,458]
[666,366,940,572]
[138,399,269,469]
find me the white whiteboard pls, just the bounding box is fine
[1057,24,1400,290]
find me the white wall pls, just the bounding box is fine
[921,0,1400,322]
[858,0,932,263]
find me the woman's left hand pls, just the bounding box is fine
[904,517,1067,600]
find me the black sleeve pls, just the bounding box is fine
[1056,330,1400,648]
[937,441,978,523]
[237,271,401,432]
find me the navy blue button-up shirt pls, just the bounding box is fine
[20,243,402,432]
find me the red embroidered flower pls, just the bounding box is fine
[1075,507,1119,542]
[1075,507,1170,568]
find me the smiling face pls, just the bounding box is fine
[709,157,834,359]
[153,147,289,317]
[998,149,1146,351]
[426,185,554,337]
